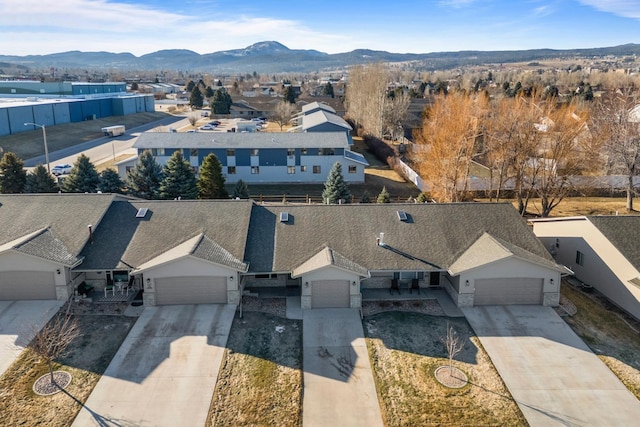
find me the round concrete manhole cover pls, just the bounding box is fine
[33,371,72,396]
[435,366,468,388]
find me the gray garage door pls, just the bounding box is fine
[155,276,227,305]
[0,271,56,300]
[474,278,543,305]
[311,280,350,308]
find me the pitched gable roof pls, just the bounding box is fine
[449,232,566,275]
[302,110,352,131]
[134,233,248,272]
[0,194,116,258]
[587,216,640,271]
[245,202,555,273]
[79,199,253,271]
[292,246,368,278]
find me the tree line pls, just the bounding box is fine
[0,150,250,200]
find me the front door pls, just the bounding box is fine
[429,272,440,287]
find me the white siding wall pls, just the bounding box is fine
[534,219,640,319]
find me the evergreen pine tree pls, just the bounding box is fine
[211,88,232,114]
[25,165,58,193]
[322,162,351,204]
[61,154,100,193]
[0,152,27,193]
[416,192,428,203]
[232,179,249,199]
[190,86,204,109]
[359,190,371,203]
[160,150,198,199]
[99,168,125,194]
[323,82,334,98]
[283,86,297,104]
[198,153,228,199]
[126,150,164,199]
[377,186,390,203]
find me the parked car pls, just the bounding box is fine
[199,125,216,130]
[51,164,72,176]
[209,120,221,126]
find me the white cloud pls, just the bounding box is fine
[578,0,640,19]
[0,0,349,55]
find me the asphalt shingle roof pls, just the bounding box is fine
[134,131,351,150]
[302,110,352,131]
[588,216,640,271]
[0,194,116,258]
[79,199,253,270]
[245,202,554,273]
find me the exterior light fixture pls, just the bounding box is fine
[56,269,61,275]
[465,280,470,287]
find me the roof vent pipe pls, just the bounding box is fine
[379,232,384,246]
[88,224,93,244]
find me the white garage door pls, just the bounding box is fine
[155,276,227,305]
[0,271,56,300]
[311,280,350,308]
[474,278,543,305]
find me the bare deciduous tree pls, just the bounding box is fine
[411,92,486,202]
[442,323,464,375]
[28,314,80,387]
[271,101,298,131]
[187,114,199,127]
[590,89,640,211]
[345,63,388,138]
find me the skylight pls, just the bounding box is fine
[136,207,149,218]
[280,212,289,222]
[397,210,408,221]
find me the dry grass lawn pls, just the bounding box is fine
[561,283,640,399]
[364,312,527,427]
[207,312,303,427]
[476,197,631,217]
[0,311,134,426]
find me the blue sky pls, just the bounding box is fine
[1,0,639,56]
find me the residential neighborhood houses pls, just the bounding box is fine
[3,57,640,425]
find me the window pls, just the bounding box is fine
[313,165,321,174]
[301,165,307,172]
[348,165,357,173]
[319,148,335,156]
[190,148,198,157]
[227,166,236,175]
[301,148,308,155]
[150,148,165,156]
[576,250,584,266]
[227,149,235,156]
[288,166,296,174]
[287,148,295,156]
[251,149,259,156]
[251,166,260,174]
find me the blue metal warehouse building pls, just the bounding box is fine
[0,81,155,136]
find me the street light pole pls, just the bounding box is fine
[24,122,50,173]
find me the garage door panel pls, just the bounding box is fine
[155,276,227,305]
[311,280,350,308]
[474,278,543,305]
[0,271,56,300]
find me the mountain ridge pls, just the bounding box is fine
[1,40,639,73]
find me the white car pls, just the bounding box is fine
[51,164,72,176]
[199,125,216,130]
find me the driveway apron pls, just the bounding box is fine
[0,300,64,378]
[72,304,235,427]
[463,305,640,427]
[303,308,383,427]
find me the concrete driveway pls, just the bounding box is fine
[463,305,640,426]
[72,304,235,427]
[303,309,383,427]
[0,300,64,378]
